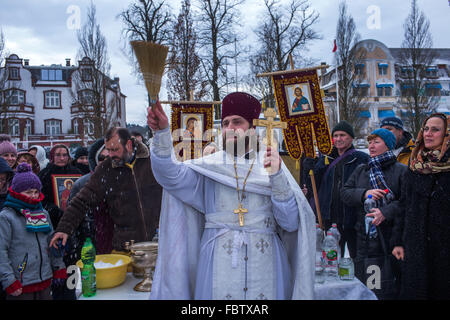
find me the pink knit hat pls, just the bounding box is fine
[0,141,17,156]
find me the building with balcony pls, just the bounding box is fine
[320,39,450,137]
[0,54,126,148]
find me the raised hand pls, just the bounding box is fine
[264,146,281,175]
[147,100,169,131]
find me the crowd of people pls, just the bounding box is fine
[0,95,449,300]
[302,114,449,300]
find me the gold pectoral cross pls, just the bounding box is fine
[234,204,248,227]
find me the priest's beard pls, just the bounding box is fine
[223,130,259,157]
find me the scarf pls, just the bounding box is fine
[323,146,356,178]
[410,114,450,174]
[3,188,51,233]
[367,151,396,190]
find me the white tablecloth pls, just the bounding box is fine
[314,278,377,300]
[76,270,376,300]
[76,272,150,300]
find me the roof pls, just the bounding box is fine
[389,48,450,64]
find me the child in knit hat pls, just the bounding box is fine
[0,141,17,168]
[0,163,67,300]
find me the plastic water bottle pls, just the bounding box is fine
[338,257,355,280]
[316,224,324,251]
[384,189,394,205]
[315,251,325,284]
[322,232,339,280]
[81,237,96,297]
[364,195,377,239]
[315,224,325,284]
[152,228,159,242]
[329,223,341,260]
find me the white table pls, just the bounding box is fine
[76,270,376,300]
[314,278,377,300]
[76,272,150,300]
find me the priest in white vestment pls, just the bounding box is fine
[147,92,316,300]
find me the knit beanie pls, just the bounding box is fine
[10,163,42,193]
[74,146,88,160]
[0,141,17,156]
[370,128,396,150]
[0,134,12,143]
[380,117,404,130]
[332,120,355,138]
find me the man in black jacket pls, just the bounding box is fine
[308,121,369,258]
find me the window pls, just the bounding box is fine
[377,87,392,97]
[79,90,94,105]
[8,67,20,80]
[378,64,388,75]
[385,87,392,96]
[25,119,32,135]
[355,64,365,76]
[41,69,63,81]
[8,119,20,136]
[83,119,94,136]
[45,120,62,136]
[73,119,79,134]
[81,68,93,81]
[354,87,369,97]
[4,89,25,105]
[426,67,437,77]
[44,91,61,108]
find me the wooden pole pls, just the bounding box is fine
[309,169,323,230]
[256,64,330,78]
[289,53,295,70]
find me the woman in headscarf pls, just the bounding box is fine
[341,128,407,299]
[394,113,450,300]
[28,145,49,172]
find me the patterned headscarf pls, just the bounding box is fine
[410,113,450,174]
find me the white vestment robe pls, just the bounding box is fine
[149,128,316,299]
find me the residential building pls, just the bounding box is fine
[320,39,450,137]
[0,54,126,148]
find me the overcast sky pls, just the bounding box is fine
[1,0,449,125]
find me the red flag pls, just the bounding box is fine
[332,39,337,53]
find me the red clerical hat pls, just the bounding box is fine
[221,92,261,126]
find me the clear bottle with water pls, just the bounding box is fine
[329,223,341,261]
[338,257,355,280]
[316,224,324,251]
[322,232,339,280]
[315,251,325,284]
[81,237,96,297]
[315,224,325,284]
[384,189,394,205]
[364,195,377,239]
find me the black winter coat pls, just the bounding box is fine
[313,146,370,229]
[341,158,407,258]
[400,149,450,300]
